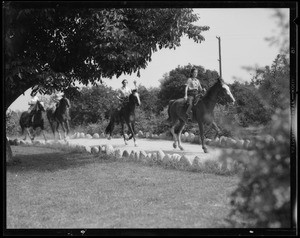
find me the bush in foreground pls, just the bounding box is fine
[225,108,291,228]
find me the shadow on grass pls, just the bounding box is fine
[7,146,112,173]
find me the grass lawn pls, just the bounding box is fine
[6,145,239,229]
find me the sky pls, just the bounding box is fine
[8,8,289,111]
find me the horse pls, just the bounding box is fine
[105,89,141,146]
[19,100,47,142]
[46,97,71,141]
[167,77,235,153]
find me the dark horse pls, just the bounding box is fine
[46,97,71,140]
[19,100,47,142]
[167,77,235,153]
[105,89,141,146]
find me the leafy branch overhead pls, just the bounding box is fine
[4,2,209,109]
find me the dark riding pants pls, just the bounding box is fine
[186,90,198,115]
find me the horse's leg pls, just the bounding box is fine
[31,128,36,141]
[107,119,115,140]
[21,127,27,141]
[177,120,186,151]
[49,120,56,140]
[65,120,70,136]
[63,120,70,140]
[55,121,61,140]
[26,128,34,142]
[41,129,47,142]
[127,122,135,140]
[170,120,179,149]
[128,122,137,147]
[121,123,128,145]
[198,122,208,153]
[61,122,67,141]
[211,121,221,139]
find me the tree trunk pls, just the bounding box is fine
[6,137,14,164]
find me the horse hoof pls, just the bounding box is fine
[134,143,138,147]
[107,137,111,140]
[179,146,184,151]
[203,148,208,153]
[173,142,177,149]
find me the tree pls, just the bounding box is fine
[137,86,162,115]
[4,2,209,110]
[70,85,117,126]
[4,2,210,162]
[264,9,289,56]
[230,81,271,126]
[251,54,290,114]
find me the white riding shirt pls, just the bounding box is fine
[119,86,132,98]
[186,78,202,91]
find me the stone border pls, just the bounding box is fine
[8,137,241,175]
[8,131,275,175]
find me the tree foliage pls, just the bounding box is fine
[251,54,290,113]
[137,86,162,115]
[6,110,22,136]
[4,2,209,110]
[70,85,117,126]
[230,81,271,126]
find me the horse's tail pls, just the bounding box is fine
[19,112,27,135]
[167,99,176,122]
[105,117,114,135]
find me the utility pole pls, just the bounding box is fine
[216,36,222,78]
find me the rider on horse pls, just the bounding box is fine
[184,68,206,122]
[28,94,44,123]
[116,79,137,109]
[50,91,64,109]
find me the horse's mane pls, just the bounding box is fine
[33,100,43,112]
[58,97,70,109]
[203,78,222,99]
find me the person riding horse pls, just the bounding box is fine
[117,79,137,109]
[50,91,64,109]
[46,91,71,140]
[28,95,44,123]
[184,68,206,122]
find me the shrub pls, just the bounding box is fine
[226,108,291,228]
[6,110,20,136]
[135,107,170,135]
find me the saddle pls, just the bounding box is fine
[193,92,205,105]
[118,97,129,110]
[185,91,205,107]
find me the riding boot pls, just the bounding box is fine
[186,104,193,122]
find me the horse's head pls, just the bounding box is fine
[216,78,235,105]
[129,89,141,106]
[59,97,70,109]
[35,100,45,112]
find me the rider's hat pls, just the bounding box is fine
[122,79,128,84]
